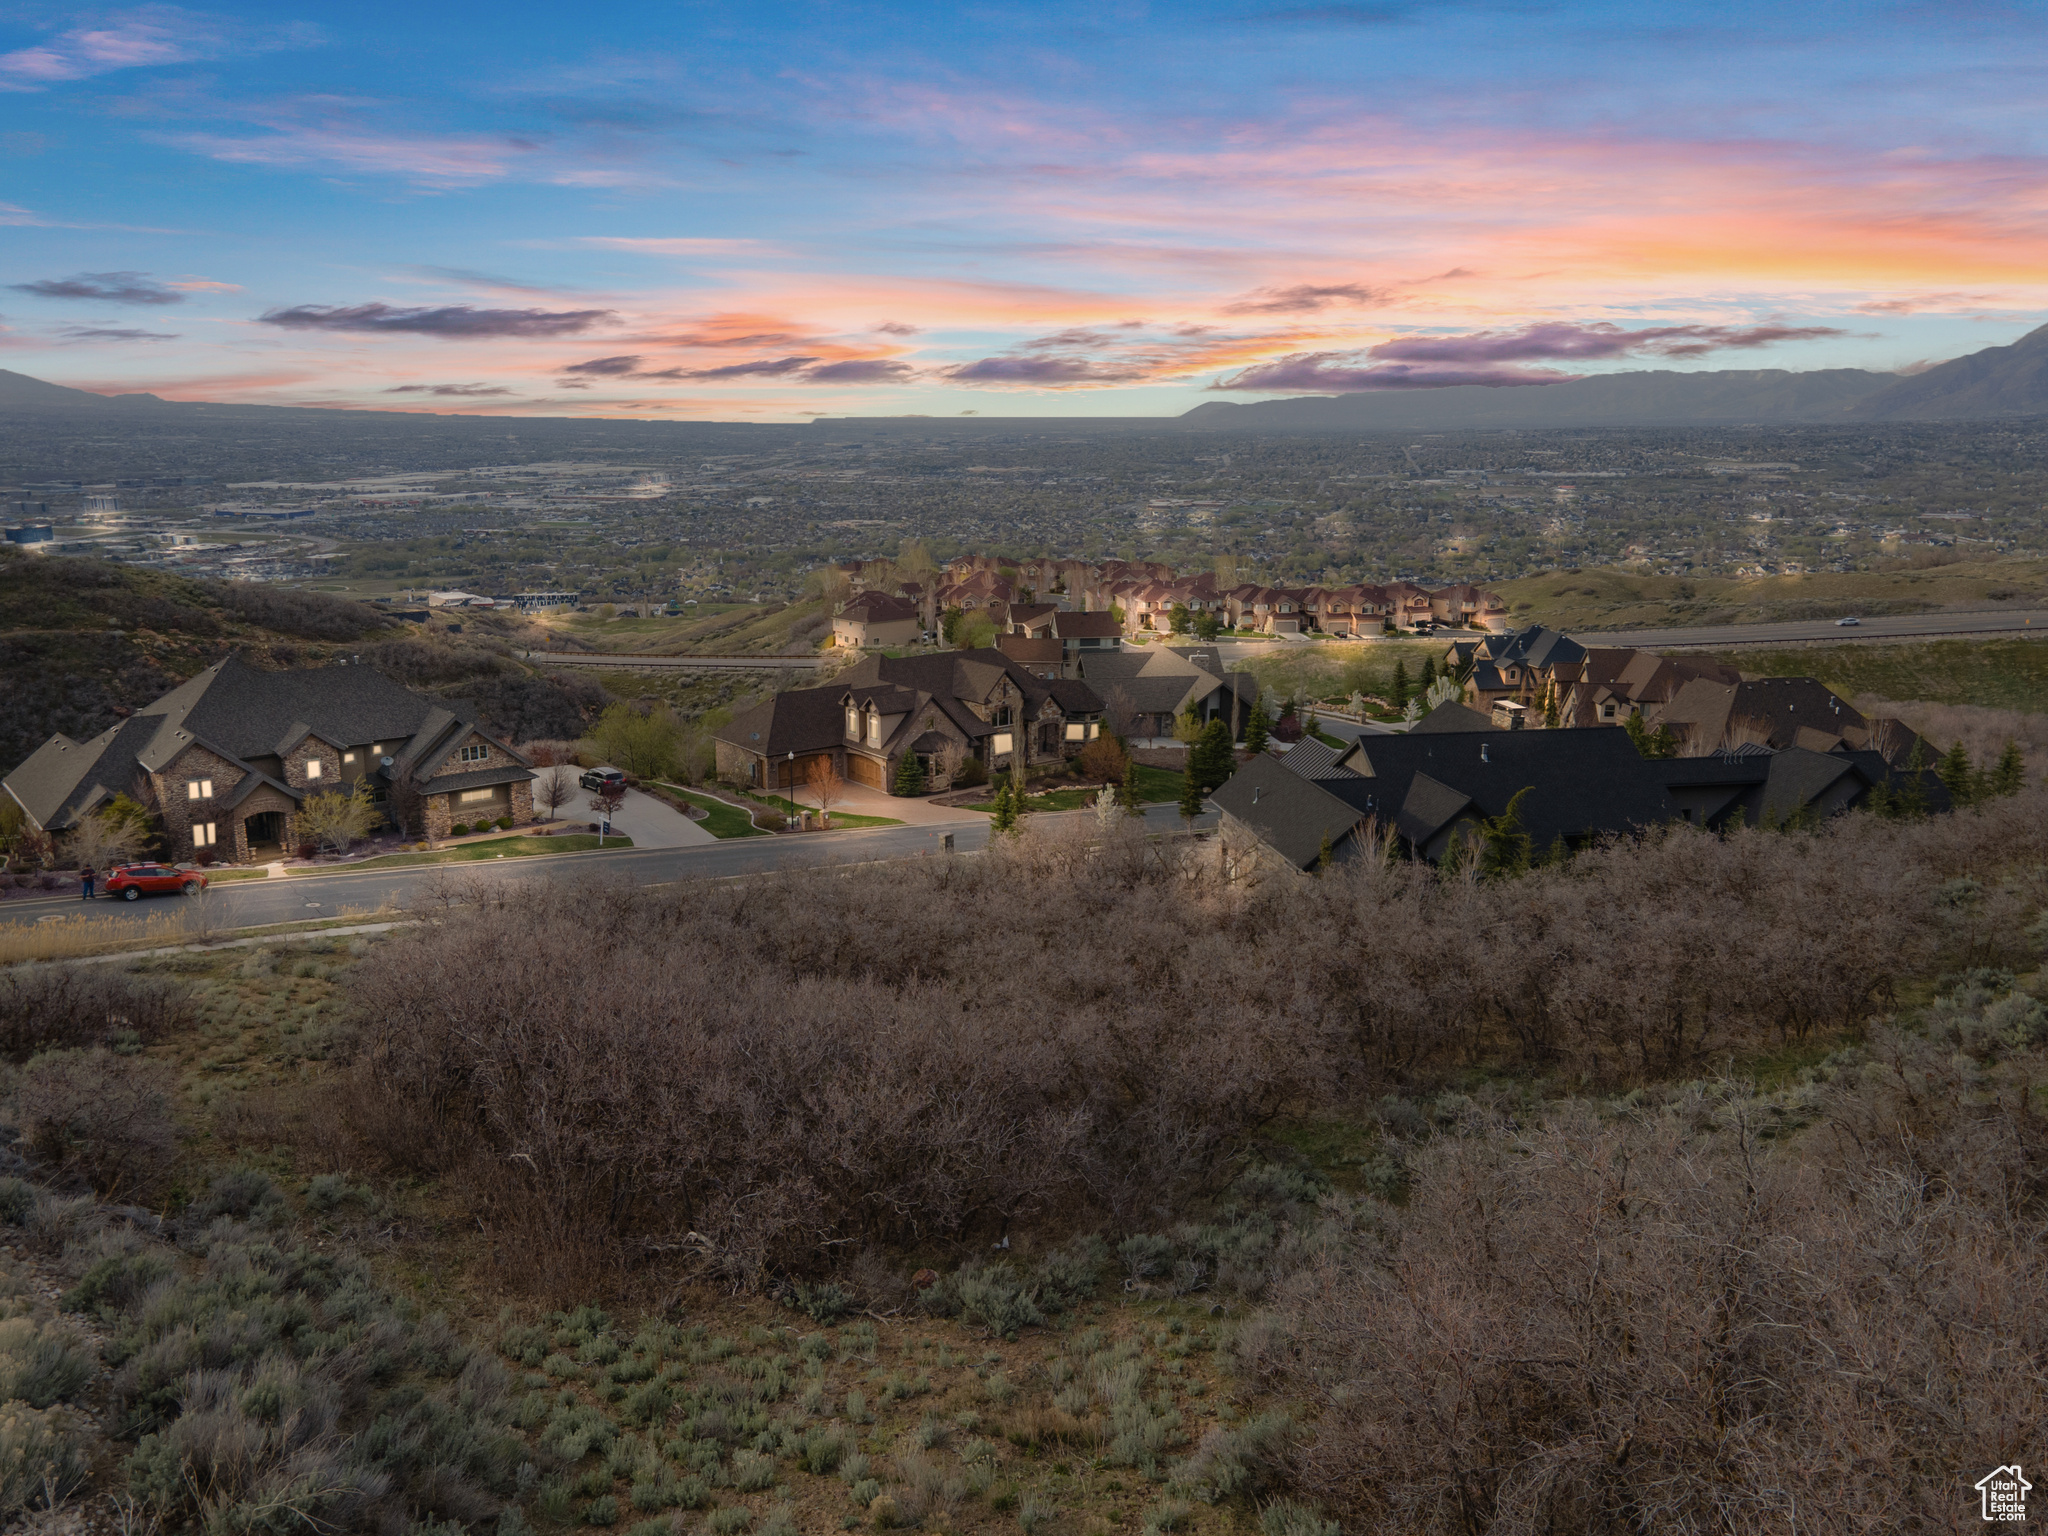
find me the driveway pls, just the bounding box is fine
[595,785,717,847]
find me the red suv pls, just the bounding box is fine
[103,863,209,901]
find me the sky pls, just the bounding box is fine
[2,0,2047,420]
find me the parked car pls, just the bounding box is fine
[580,765,626,791]
[104,863,208,900]
[1836,616,1862,626]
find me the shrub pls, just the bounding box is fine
[451,823,471,838]
[0,1180,35,1226]
[13,1049,177,1200]
[0,1401,89,1517]
[496,815,515,831]
[1168,1412,1292,1503]
[0,965,192,1061]
[585,1494,620,1526]
[1260,1501,1340,1536]
[0,1317,93,1407]
[732,1447,777,1490]
[295,840,317,861]
[186,1165,285,1224]
[955,1266,1045,1337]
[709,1507,752,1534]
[954,755,988,788]
[1076,734,1130,783]
[789,1281,852,1323]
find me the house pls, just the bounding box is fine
[713,648,1104,795]
[1055,609,1123,658]
[994,634,1067,679]
[1221,720,1950,872]
[1653,676,1928,763]
[2,655,535,863]
[832,590,924,649]
[1006,603,1059,640]
[1074,644,1259,742]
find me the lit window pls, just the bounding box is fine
[343,751,356,764]
[305,760,323,779]
[1065,722,1086,741]
[991,732,1013,757]
[186,779,213,800]
[193,822,216,847]
[458,743,489,764]
[845,706,859,738]
[458,788,497,804]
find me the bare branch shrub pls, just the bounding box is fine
[1277,1024,2048,1533]
[0,966,192,1060]
[11,1049,177,1200]
[1858,693,2048,776]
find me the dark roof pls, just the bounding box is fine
[1211,754,1367,869]
[1045,678,1106,714]
[1409,701,1495,734]
[719,689,850,757]
[1324,727,1679,850]
[996,634,1064,666]
[1056,610,1123,639]
[1278,739,1359,781]
[839,590,920,621]
[422,764,537,795]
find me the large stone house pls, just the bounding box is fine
[714,648,1105,795]
[1075,645,1259,743]
[831,590,924,649]
[2,655,535,863]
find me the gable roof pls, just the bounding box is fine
[1409,701,1496,734]
[1056,610,1122,639]
[1278,738,1360,781]
[1211,754,1367,869]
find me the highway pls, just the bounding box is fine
[520,650,825,672]
[0,804,1216,942]
[1572,608,2048,649]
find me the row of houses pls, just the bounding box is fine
[1452,626,1917,760]
[1215,700,1950,875]
[830,553,1511,646]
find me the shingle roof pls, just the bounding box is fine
[1056,611,1123,639]
[1278,738,1360,781]
[1409,702,1496,734]
[1211,754,1367,870]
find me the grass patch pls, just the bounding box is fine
[298,834,634,873]
[1702,636,2048,713]
[740,792,903,829]
[199,867,271,882]
[968,762,1188,814]
[1236,641,1453,705]
[658,787,771,838]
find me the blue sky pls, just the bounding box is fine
[3,1,2045,418]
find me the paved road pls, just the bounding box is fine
[1574,608,2048,649]
[520,650,824,671]
[0,804,1216,940]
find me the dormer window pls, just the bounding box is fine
[846,706,860,739]
[866,711,881,748]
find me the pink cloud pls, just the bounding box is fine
[1214,353,1575,391]
[0,8,315,91]
[1367,320,1847,364]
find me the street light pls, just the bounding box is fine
[787,750,798,826]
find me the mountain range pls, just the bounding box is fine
[6,322,2048,431]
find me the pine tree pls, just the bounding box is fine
[1936,739,1976,808]
[1191,719,1233,793]
[1624,708,1654,758]
[1245,697,1271,754]
[1991,738,2026,797]
[1477,786,1533,880]
[1896,739,1929,819]
[1390,660,1411,710]
[892,751,926,797]
[1543,682,1560,731]
[990,779,1017,833]
[1118,758,1139,816]
[1178,765,1205,824]
[1420,657,1437,691]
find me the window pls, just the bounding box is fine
[193,822,216,847]
[343,751,355,764]
[305,759,323,779]
[1065,722,1086,741]
[458,743,489,764]
[458,788,498,804]
[991,731,1013,757]
[865,713,881,748]
[185,779,213,800]
[845,706,860,739]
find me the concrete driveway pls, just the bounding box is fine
[584,785,717,847]
[809,780,987,826]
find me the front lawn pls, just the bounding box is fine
[740,790,904,829]
[655,786,770,838]
[969,761,1188,813]
[293,833,634,872]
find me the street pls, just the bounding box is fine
[1568,607,2048,649]
[0,803,1218,941]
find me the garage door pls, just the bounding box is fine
[770,752,835,792]
[847,753,886,789]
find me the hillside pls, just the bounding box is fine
[1490,557,2048,633]
[0,549,607,775]
[539,597,832,655]
[1850,321,2048,420]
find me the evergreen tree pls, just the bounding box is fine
[1543,681,1560,731]
[1179,764,1206,824]
[1936,739,1976,808]
[1649,722,1678,759]
[1420,657,1437,692]
[1539,831,1570,867]
[1390,660,1411,710]
[1991,738,2027,797]
[892,751,926,797]
[1624,707,1654,758]
[1245,696,1271,754]
[1304,701,1320,737]
[1477,786,1534,880]
[1118,758,1139,816]
[1190,719,1233,793]
[990,779,1017,833]
[1896,739,1929,819]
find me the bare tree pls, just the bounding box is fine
[806,758,846,825]
[62,810,146,873]
[931,738,966,792]
[1100,683,1139,743]
[588,782,626,845]
[387,776,425,839]
[536,762,576,821]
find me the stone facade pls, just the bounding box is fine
[152,741,245,862]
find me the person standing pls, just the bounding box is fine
[79,864,96,900]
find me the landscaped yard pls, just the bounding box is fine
[741,790,904,828]
[654,785,770,838]
[969,761,1188,812]
[292,833,634,873]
